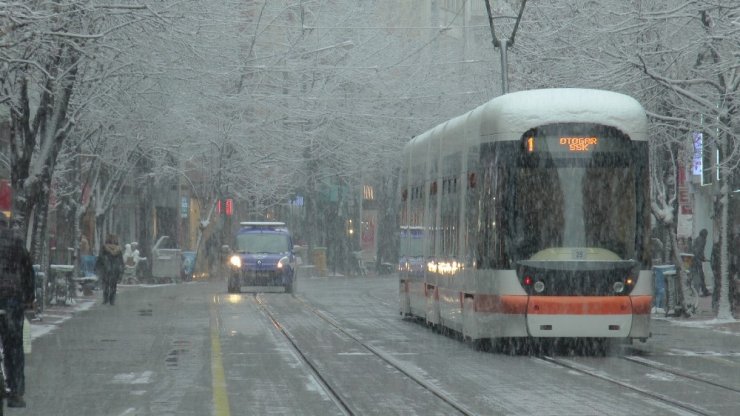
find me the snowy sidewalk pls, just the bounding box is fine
[654,287,740,336]
[688,291,740,333]
[29,293,97,342]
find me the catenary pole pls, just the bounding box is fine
[483,0,527,94]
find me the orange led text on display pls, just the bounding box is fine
[559,137,598,152]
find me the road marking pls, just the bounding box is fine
[211,296,231,416]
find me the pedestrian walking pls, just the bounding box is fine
[691,228,711,297]
[95,234,124,305]
[0,216,35,408]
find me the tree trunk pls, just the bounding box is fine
[716,137,732,319]
[668,224,686,313]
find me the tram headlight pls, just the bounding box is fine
[534,281,545,294]
[229,255,242,268]
[613,281,625,293]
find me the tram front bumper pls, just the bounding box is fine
[525,296,633,338]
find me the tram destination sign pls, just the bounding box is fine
[524,132,629,155]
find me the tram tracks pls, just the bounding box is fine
[253,294,478,416]
[539,353,740,416]
[622,355,740,394]
[249,288,739,415]
[254,295,354,416]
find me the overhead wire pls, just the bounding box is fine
[383,0,470,70]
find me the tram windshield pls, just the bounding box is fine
[515,123,638,262]
[482,123,648,268]
[511,164,635,260]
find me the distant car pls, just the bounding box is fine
[226,222,297,293]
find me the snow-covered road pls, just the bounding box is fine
[17,276,740,415]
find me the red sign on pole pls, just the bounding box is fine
[0,179,11,216]
[225,199,233,216]
[677,165,692,215]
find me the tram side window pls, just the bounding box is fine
[476,166,491,268]
[410,185,424,227]
[410,163,424,226]
[441,175,460,257]
[465,148,480,267]
[427,160,439,257]
[465,171,479,267]
[439,152,461,258]
[477,162,507,268]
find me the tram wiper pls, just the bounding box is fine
[518,259,637,271]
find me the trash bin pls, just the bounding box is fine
[151,236,181,283]
[311,247,327,277]
[81,255,97,277]
[49,264,75,305]
[652,265,674,311]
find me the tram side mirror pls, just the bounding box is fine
[221,245,231,255]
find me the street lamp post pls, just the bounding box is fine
[483,0,528,94]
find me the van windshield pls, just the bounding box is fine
[236,233,291,253]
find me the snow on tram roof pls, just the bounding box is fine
[482,88,648,141]
[408,88,648,147]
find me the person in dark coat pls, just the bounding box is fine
[691,228,710,296]
[0,216,35,408]
[96,234,124,305]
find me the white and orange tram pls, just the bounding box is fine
[398,88,652,347]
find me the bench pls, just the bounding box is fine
[49,265,76,305]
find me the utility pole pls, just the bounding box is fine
[483,0,528,94]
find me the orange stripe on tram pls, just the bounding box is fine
[474,295,528,314]
[630,295,653,314]
[527,296,632,315]
[467,295,652,316]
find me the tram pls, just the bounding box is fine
[398,88,652,346]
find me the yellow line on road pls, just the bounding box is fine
[210,296,231,416]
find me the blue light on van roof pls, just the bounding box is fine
[238,222,289,234]
[239,221,286,227]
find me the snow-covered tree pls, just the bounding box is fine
[626,1,739,319]
[0,1,179,258]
